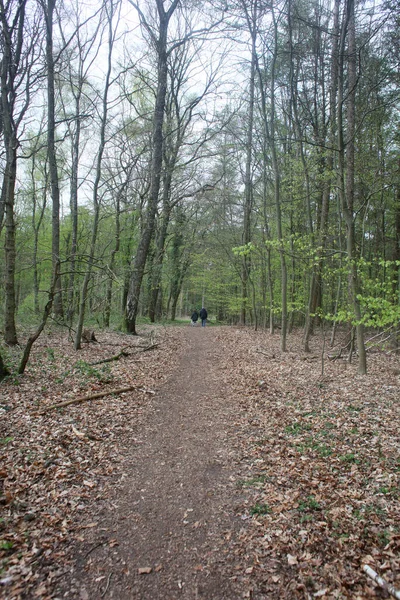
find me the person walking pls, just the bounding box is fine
[199,307,208,327]
[191,309,199,326]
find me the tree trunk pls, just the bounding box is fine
[44,0,63,318]
[66,96,81,324]
[240,3,257,326]
[148,192,172,323]
[271,6,287,351]
[126,0,179,334]
[104,178,127,328]
[0,351,10,380]
[0,0,29,345]
[303,0,340,352]
[338,0,366,374]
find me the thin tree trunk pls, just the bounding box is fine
[44,0,63,318]
[240,3,257,326]
[270,6,287,351]
[67,98,81,324]
[338,0,366,374]
[18,264,59,374]
[75,0,118,350]
[104,178,127,328]
[304,0,340,352]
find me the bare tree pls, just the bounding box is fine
[337,0,367,373]
[0,0,39,344]
[239,0,258,326]
[148,33,223,322]
[56,1,105,323]
[125,0,180,334]
[40,0,64,318]
[74,0,121,350]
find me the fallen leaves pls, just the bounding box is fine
[1,326,399,599]
[227,327,400,598]
[0,327,182,599]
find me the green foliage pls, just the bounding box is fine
[73,360,112,384]
[298,496,321,512]
[0,541,14,551]
[238,475,268,487]
[46,348,55,363]
[339,453,360,464]
[250,503,271,516]
[0,437,13,446]
[285,422,312,435]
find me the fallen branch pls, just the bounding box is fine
[138,342,159,352]
[363,564,400,599]
[90,350,131,365]
[88,343,158,366]
[40,385,138,414]
[255,349,275,359]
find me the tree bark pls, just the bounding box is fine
[338,0,367,374]
[0,351,10,380]
[303,0,340,352]
[271,5,287,351]
[44,0,63,318]
[240,0,257,326]
[126,0,179,334]
[0,0,29,345]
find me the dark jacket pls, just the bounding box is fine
[199,308,207,320]
[191,311,199,322]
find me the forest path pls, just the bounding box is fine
[64,326,243,599]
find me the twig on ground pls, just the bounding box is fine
[83,540,107,559]
[101,572,113,598]
[363,564,400,599]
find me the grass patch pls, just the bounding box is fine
[0,437,13,446]
[339,453,360,464]
[238,475,268,488]
[250,503,271,516]
[298,496,322,512]
[56,360,114,385]
[347,404,362,413]
[285,422,312,435]
[0,541,13,551]
[316,444,333,457]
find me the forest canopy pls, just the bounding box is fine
[0,0,399,375]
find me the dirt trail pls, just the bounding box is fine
[63,327,243,599]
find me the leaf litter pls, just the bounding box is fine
[0,325,399,599]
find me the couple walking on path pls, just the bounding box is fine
[191,307,207,327]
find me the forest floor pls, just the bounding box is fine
[1,324,399,599]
